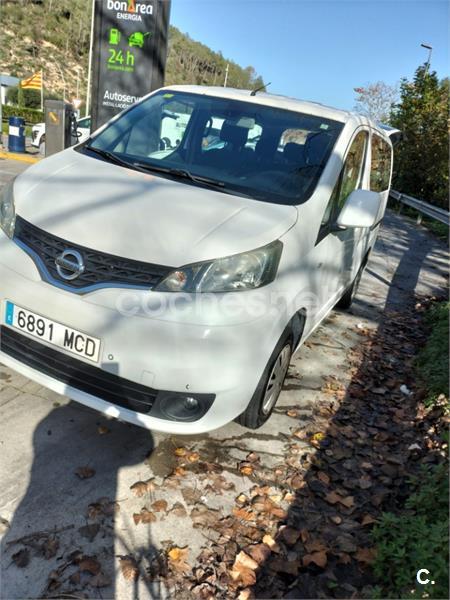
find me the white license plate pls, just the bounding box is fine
[4,301,101,363]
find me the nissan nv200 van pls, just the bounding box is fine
[0,86,393,433]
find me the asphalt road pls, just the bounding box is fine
[0,158,448,599]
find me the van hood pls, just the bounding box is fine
[14,148,298,267]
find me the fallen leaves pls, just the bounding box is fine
[151,499,168,513]
[74,466,95,479]
[119,555,139,581]
[302,550,327,568]
[79,556,101,575]
[168,546,190,574]
[130,479,156,497]
[12,548,30,568]
[78,523,100,542]
[133,507,157,525]
[230,551,259,586]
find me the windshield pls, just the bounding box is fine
[84,91,344,205]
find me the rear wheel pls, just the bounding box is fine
[236,331,293,429]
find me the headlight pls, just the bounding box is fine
[0,179,16,239]
[155,240,282,293]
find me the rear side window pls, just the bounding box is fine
[370,134,391,191]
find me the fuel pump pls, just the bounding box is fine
[44,100,79,157]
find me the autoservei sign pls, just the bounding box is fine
[91,0,171,129]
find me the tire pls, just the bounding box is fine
[336,260,365,309]
[236,329,294,429]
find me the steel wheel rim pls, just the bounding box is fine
[261,344,291,415]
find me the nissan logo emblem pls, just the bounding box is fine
[55,249,85,281]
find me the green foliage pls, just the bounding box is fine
[372,464,449,599]
[416,302,449,407]
[1,104,44,124]
[165,26,264,90]
[390,65,449,209]
[1,2,264,103]
[6,86,41,109]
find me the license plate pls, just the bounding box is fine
[4,301,101,363]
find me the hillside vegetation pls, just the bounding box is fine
[0,0,264,106]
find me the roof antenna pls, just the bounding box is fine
[251,82,271,96]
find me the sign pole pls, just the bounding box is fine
[40,69,44,112]
[86,0,96,117]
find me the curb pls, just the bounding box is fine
[0,150,40,164]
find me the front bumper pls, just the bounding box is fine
[0,231,286,433]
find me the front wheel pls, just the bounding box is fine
[336,261,365,309]
[236,332,293,429]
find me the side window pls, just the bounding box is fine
[317,130,368,242]
[336,131,367,211]
[370,134,391,191]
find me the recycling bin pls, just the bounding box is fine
[8,116,26,153]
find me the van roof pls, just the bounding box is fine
[161,84,361,125]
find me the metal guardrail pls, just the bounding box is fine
[390,189,450,226]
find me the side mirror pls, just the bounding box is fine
[336,189,382,229]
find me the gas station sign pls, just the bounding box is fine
[91,0,171,130]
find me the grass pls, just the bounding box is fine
[416,301,449,407]
[370,301,449,599]
[371,464,449,599]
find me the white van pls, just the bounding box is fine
[0,86,393,433]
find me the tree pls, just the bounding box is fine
[354,81,398,123]
[390,65,449,209]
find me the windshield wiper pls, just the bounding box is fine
[85,146,134,169]
[132,162,225,188]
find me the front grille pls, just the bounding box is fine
[14,216,173,292]
[0,326,156,414]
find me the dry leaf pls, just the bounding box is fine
[168,502,187,517]
[239,462,254,476]
[187,451,200,463]
[78,524,100,542]
[238,589,254,600]
[355,547,377,564]
[168,546,190,574]
[41,537,59,559]
[247,543,271,564]
[361,514,377,526]
[230,551,258,586]
[279,526,300,546]
[339,495,355,509]
[233,507,256,522]
[317,471,330,485]
[151,500,168,513]
[12,548,29,568]
[79,556,101,575]
[286,409,298,418]
[75,466,95,479]
[325,491,341,505]
[119,555,139,581]
[97,425,110,435]
[130,479,155,497]
[262,534,280,553]
[302,550,327,568]
[181,487,203,505]
[173,466,187,477]
[133,507,157,525]
[90,572,111,588]
[174,447,187,457]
